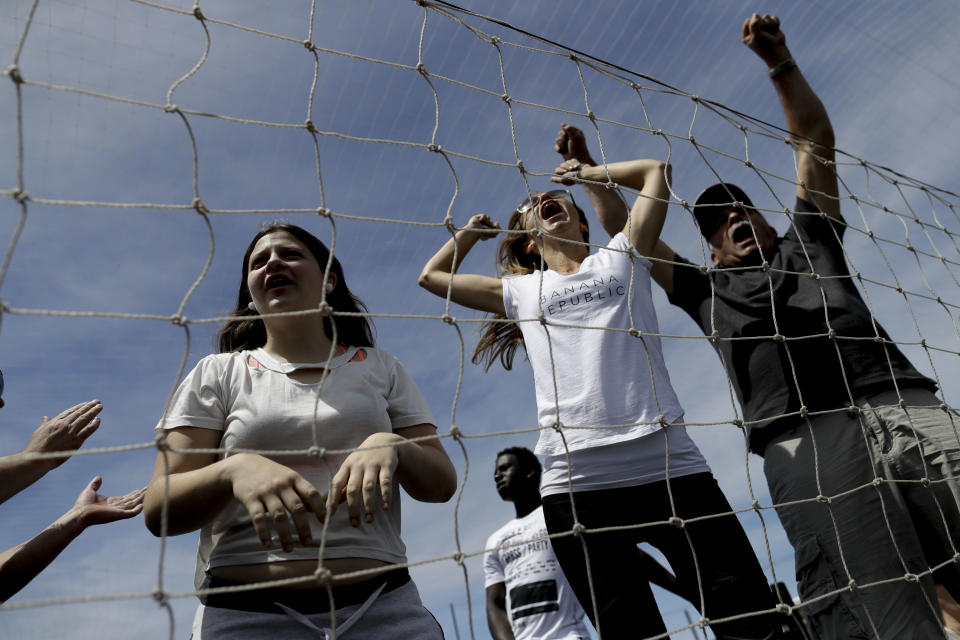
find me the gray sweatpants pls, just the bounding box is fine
[191,579,443,639]
[764,387,960,640]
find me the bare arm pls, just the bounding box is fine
[743,14,840,220]
[0,400,102,505]
[326,423,457,527]
[0,477,144,602]
[650,239,678,296]
[486,582,516,640]
[559,160,672,257]
[418,214,506,315]
[553,123,629,238]
[144,427,325,553]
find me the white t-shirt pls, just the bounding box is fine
[484,506,590,640]
[501,233,685,456]
[157,346,435,584]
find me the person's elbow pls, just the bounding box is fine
[142,484,167,537]
[417,268,444,297]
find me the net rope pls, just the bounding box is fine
[2,1,960,639]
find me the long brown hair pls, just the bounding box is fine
[472,203,588,371]
[217,223,374,353]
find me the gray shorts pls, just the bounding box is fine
[764,387,960,640]
[191,577,443,639]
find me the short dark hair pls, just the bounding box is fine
[217,223,375,353]
[497,446,541,486]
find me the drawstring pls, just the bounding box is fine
[274,583,386,638]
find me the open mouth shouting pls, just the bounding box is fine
[538,198,567,225]
[264,275,293,291]
[729,220,756,246]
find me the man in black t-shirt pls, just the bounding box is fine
[568,13,960,640]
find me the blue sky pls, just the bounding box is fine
[3,1,960,638]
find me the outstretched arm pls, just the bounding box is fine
[555,159,672,258]
[418,215,506,315]
[743,13,840,220]
[0,477,144,602]
[486,583,516,640]
[0,400,103,505]
[552,123,629,238]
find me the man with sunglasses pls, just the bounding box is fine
[0,373,144,601]
[565,14,960,640]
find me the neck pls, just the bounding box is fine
[512,492,541,519]
[540,238,589,275]
[261,316,335,363]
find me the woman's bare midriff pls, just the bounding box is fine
[211,557,394,588]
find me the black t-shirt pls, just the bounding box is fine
[669,197,935,454]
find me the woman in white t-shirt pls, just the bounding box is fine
[419,137,780,639]
[144,223,456,639]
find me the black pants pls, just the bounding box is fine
[542,473,780,640]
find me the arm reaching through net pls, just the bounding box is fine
[0,477,144,602]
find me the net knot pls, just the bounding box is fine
[872,476,883,487]
[452,551,465,565]
[903,572,919,583]
[516,160,525,173]
[302,40,314,51]
[668,516,684,528]
[847,579,858,591]
[489,36,501,45]
[443,216,455,232]
[743,160,753,168]
[846,405,859,417]
[953,552,960,564]
[761,261,770,271]
[775,603,792,615]
[551,420,562,432]
[751,499,760,511]
[630,82,640,90]
[6,64,23,84]
[170,314,187,326]
[816,494,830,504]
[537,313,546,325]
[440,314,454,325]
[809,271,820,280]
[920,477,931,487]
[827,329,836,339]
[698,264,709,274]
[192,197,209,214]
[709,331,719,343]
[571,522,586,537]
[313,567,333,586]
[154,432,170,451]
[416,63,427,76]
[940,403,950,413]
[773,333,784,342]
[500,93,511,104]
[799,405,808,417]
[697,617,709,629]
[11,188,29,203]
[307,445,325,458]
[657,414,667,427]
[652,129,663,137]
[305,119,318,133]
[163,103,178,113]
[732,419,743,427]
[448,424,462,439]
[628,328,640,338]
[192,6,205,20]
[151,588,168,605]
[315,206,331,218]
[688,135,696,144]
[895,286,904,293]
[427,143,441,152]
[317,302,333,316]
[568,53,578,61]
[586,111,596,122]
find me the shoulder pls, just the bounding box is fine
[486,518,514,548]
[787,196,845,242]
[186,351,243,380]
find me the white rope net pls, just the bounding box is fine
[2,1,960,638]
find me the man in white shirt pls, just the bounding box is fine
[484,447,590,640]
